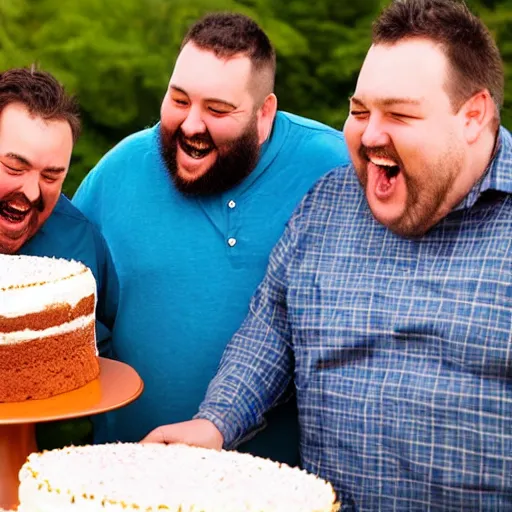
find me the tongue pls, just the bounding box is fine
[372,163,398,200]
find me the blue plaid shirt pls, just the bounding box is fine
[197,127,512,511]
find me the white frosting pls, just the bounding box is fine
[18,443,339,512]
[0,255,96,318]
[0,314,95,345]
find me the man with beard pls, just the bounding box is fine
[0,67,118,446]
[142,1,512,510]
[72,12,349,465]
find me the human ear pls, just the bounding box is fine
[257,93,277,145]
[462,90,495,144]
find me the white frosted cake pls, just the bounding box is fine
[18,443,340,511]
[0,254,99,402]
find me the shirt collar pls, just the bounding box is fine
[455,126,512,211]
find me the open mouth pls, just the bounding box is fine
[0,201,31,223]
[179,138,214,160]
[369,156,401,179]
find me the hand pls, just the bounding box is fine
[140,419,224,450]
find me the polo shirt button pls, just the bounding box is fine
[227,237,237,247]
[228,200,236,209]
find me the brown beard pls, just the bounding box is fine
[159,118,261,196]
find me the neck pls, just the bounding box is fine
[431,127,499,226]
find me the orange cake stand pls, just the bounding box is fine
[0,357,143,510]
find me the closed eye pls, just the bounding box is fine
[1,162,23,173]
[173,98,189,107]
[350,110,369,118]
[42,174,59,183]
[390,112,421,120]
[208,106,230,115]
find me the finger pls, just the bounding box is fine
[140,427,167,444]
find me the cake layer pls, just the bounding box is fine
[0,255,96,318]
[0,322,99,402]
[0,313,95,344]
[19,444,339,512]
[0,294,94,335]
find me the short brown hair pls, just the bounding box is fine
[181,12,276,100]
[373,0,504,116]
[0,67,80,142]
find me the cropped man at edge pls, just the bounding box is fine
[0,67,118,447]
[0,67,117,356]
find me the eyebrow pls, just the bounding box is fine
[3,152,66,174]
[350,96,423,107]
[170,85,237,110]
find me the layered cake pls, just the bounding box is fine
[18,443,339,511]
[0,255,99,402]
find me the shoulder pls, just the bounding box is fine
[51,195,109,251]
[73,125,160,206]
[22,195,113,280]
[52,194,95,225]
[276,111,349,164]
[273,164,361,260]
[305,164,358,202]
[91,125,159,175]
[278,111,344,140]
[292,164,360,226]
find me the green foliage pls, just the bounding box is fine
[476,2,512,130]
[1,0,512,197]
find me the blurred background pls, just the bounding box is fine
[1,0,511,195]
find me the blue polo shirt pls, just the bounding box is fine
[73,111,350,464]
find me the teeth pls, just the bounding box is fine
[370,156,397,167]
[8,206,29,214]
[191,143,210,151]
[180,139,213,159]
[185,141,211,151]
[6,201,30,213]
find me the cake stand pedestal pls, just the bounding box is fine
[0,357,143,510]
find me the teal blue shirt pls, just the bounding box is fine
[72,111,350,465]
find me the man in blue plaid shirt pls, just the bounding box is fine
[143,0,512,510]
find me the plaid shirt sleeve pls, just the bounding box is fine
[195,216,299,448]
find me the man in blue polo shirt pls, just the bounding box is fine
[72,12,349,465]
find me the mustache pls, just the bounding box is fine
[359,144,404,168]
[0,192,45,212]
[179,130,214,146]
[161,126,216,147]
[160,126,216,155]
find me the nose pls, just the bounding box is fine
[180,106,206,137]
[361,114,390,148]
[20,172,41,204]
